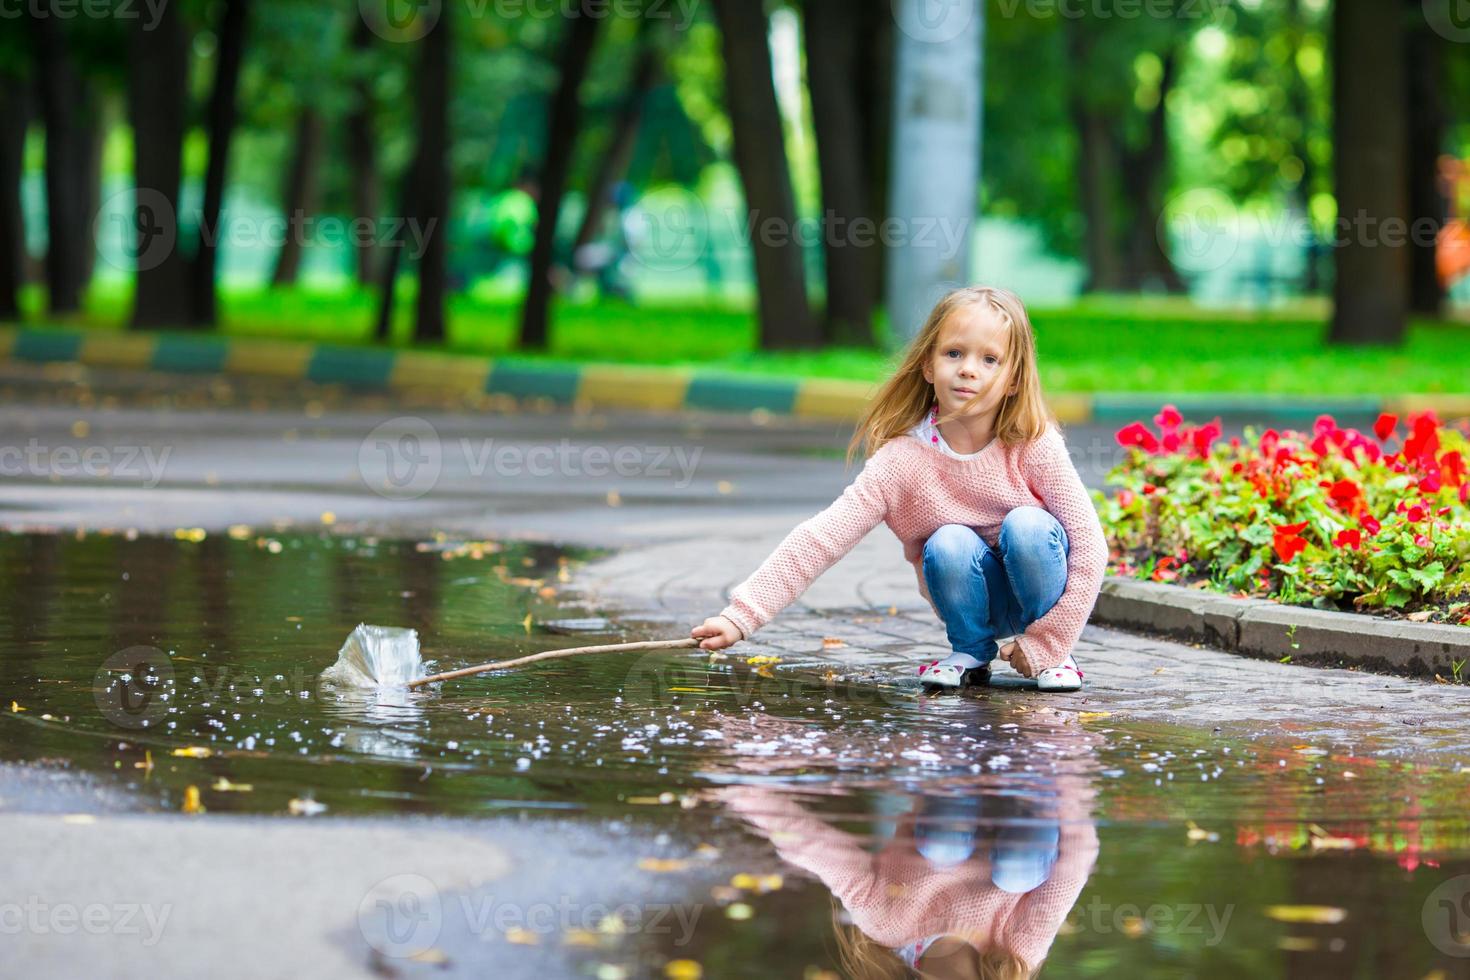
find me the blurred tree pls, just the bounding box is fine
[128,0,192,328]
[1064,7,1195,293]
[1406,0,1446,318]
[31,3,101,315]
[411,0,450,343]
[571,16,661,267]
[521,1,603,351]
[344,15,383,288]
[1206,0,1331,290]
[0,23,29,319]
[1329,0,1408,345]
[375,0,451,343]
[712,0,816,349]
[190,0,252,326]
[270,108,326,286]
[804,0,890,347]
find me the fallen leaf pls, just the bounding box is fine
[211,778,253,793]
[1078,711,1112,722]
[10,701,24,712]
[288,797,327,816]
[182,785,205,814]
[172,746,213,759]
[821,637,847,649]
[638,858,690,873]
[1263,905,1347,924]
[1277,936,1319,951]
[664,960,702,979]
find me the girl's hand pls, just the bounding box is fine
[692,615,742,650]
[999,640,1035,678]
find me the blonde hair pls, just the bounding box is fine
[829,899,1040,980]
[846,285,1054,468]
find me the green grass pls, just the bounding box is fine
[12,282,1470,394]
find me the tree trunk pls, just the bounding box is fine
[712,0,816,349]
[1120,49,1185,293]
[571,19,659,259]
[1285,0,1323,293]
[190,0,250,328]
[1405,5,1445,318]
[271,107,326,287]
[806,0,876,347]
[1065,24,1125,294]
[32,7,91,315]
[857,0,893,339]
[128,0,191,329]
[346,16,382,289]
[520,1,602,350]
[1329,0,1409,345]
[0,77,29,319]
[411,0,450,343]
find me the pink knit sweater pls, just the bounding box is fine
[717,422,1107,672]
[720,783,1099,967]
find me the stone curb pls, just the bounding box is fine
[4,324,1466,424]
[1093,577,1470,678]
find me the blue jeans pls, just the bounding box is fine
[921,507,1069,666]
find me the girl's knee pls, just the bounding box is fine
[1000,506,1066,551]
[922,524,982,566]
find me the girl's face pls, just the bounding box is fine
[922,306,1016,420]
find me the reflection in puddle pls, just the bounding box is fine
[3,530,1470,976]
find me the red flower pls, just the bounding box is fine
[1190,419,1222,459]
[1155,405,1182,430]
[1440,451,1465,487]
[1313,414,1338,438]
[1327,479,1366,517]
[1419,472,1442,494]
[1406,505,1427,523]
[1373,413,1397,442]
[1333,529,1361,550]
[1272,521,1310,562]
[1403,413,1441,466]
[1116,422,1159,453]
[1415,534,1432,548]
[1142,483,1158,495]
[1162,430,1183,454]
[1361,515,1381,535]
[1116,489,1136,508]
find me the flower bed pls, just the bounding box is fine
[1093,406,1470,627]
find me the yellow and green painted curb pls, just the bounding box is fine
[0,324,1464,425]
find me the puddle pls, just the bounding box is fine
[3,529,1469,976]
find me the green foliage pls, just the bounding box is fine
[1097,408,1470,624]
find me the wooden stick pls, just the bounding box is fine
[406,637,702,689]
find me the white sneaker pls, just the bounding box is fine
[918,659,991,690]
[1034,654,1083,692]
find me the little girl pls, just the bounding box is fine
[690,285,1107,692]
